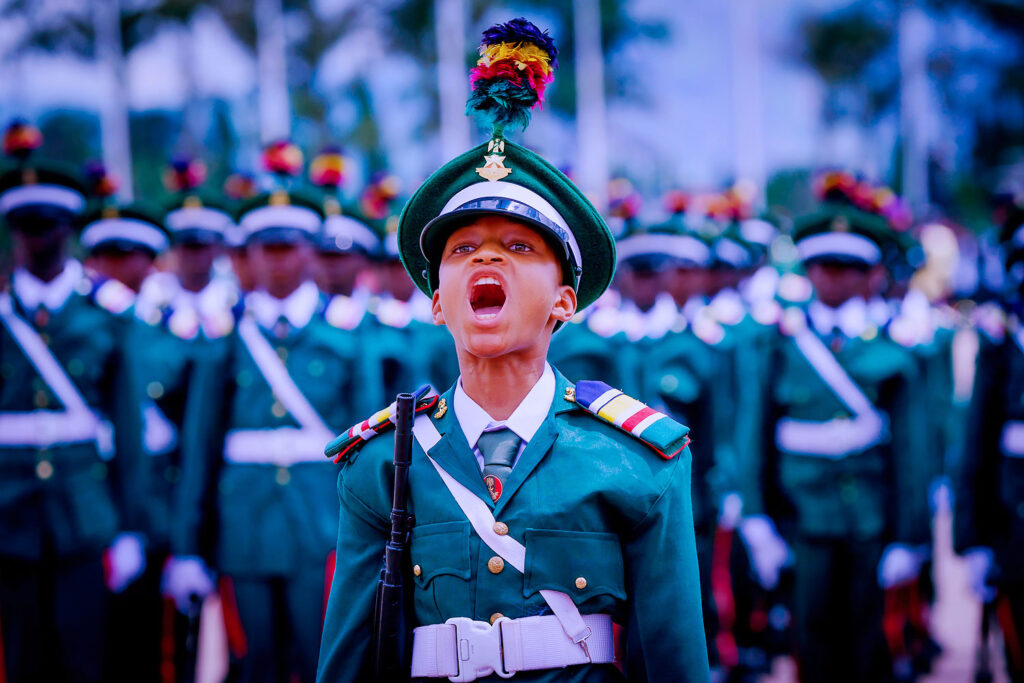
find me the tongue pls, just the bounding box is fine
[475,304,502,317]
[472,283,505,316]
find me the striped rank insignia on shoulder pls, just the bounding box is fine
[573,381,690,459]
[324,385,439,463]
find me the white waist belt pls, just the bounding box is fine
[411,613,615,681]
[0,410,101,448]
[1001,421,1024,458]
[223,428,331,466]
[775,413,886,459]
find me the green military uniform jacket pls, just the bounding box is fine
[955,307,1024,580]
[635,324,728,537]
[173,290,364,575]
[318,368,710,682]
[739,306,930,544]
[0,272,146,560]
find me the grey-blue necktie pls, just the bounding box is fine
[477,428,520,502]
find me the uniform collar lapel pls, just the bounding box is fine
[12,260,82,314]
[423,384,494,506]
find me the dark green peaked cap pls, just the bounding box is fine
[793,202,893,266]
[397,137,616,312]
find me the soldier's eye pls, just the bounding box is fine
[509,242,532,253]
[452,244,476,255]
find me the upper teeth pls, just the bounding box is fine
[475,276,500,287]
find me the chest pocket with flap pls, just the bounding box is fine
[409,521,471,587]
[523,529,626,605]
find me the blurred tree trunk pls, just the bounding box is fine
[255,0,290,143]
[92,0,133,200]
[178,18,203,152]
[573,0,608,211]
[729,0,766,200]
[434,0,470,158]
[899,1,931,210]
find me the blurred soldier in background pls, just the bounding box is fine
[169,143,366,681]
[0,122,147,682]
[308,148,376,300]
[78,191,181,680]
[366,172,458,398]
[955,193,1024,683]
[547,178,641,388]
[737,175,931,682]
[223,171,260,298]
[131,156,237,680]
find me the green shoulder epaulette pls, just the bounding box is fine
[324,385,439,463]
[572,380,690,459]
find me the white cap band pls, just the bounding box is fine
[616,233,711,267]
[437,180,582,273]
[796,232,881,265]
[0,184,85,216]
[81,218,169,253]
[323,215,379,252]
[166,207,233,234]
[240,205,321,236]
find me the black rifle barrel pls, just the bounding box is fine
[373,391,415,681]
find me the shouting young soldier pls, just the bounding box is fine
[317,19,709,682]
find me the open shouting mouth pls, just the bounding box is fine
[469,275,507,321]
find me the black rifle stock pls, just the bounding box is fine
[372,391,416,681]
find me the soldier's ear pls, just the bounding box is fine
[431,290,445,326]
[551,284,576,324]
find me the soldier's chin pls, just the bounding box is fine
[459,327,516,359]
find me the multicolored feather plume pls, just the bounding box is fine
[360,171,401,221]
[3,120,42,160]
[164,155,207,193]
[310,147,347,188]
[466,18,558,133]
[262,140,304,177]
[84,161,119,199]
[223,172,257,201]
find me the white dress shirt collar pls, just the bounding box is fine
[247,280,320,331]
[453,362,555,451]
[12,260,83,313]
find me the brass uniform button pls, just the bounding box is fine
[39,333,50,345]
[34,390,49,409]
[271,401,287,418]
[36,460,54,480]
[147,381,165,399]
[275,467,291,486]
[489,613,505,625]
[493,522,508,536]
[564,386,576,402]
[575,577,587,590]
[413,564,422,577]
[487,556,505,574]
[275,346,288,362]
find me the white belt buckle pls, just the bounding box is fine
[444,616,513,682]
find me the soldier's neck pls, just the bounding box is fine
[24,251,68,283]
[266,280,304,300]
[456,349,549,421]
[179,272,211,294]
